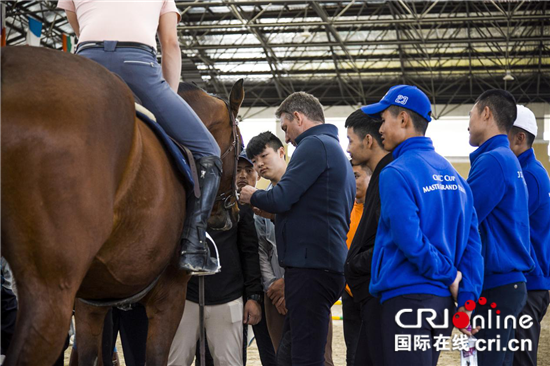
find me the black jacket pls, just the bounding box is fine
[187,205,263,305]
[344,153,393,303]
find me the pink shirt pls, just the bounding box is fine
[57,0,180,48]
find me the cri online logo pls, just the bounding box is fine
[395,296,534,330]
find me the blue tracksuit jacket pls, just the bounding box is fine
[518,148,550,290]
[370,137,484,307]
[467,135,535,291]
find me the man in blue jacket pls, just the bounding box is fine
[467,90,535,366]
[507,105,550,366]
[240,92,355,366]
[363,85,484,366]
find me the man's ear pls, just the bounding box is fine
[482,105,492,121]
[516,131,526,145]
[363,134,373,149]
[294,111,304,126]
[401,111,412,129]
[278,146,285,159]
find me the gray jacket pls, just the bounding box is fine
[254,184,285,292]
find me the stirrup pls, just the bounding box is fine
[187,232,221,276]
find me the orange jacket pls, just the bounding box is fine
[345,201,364,297]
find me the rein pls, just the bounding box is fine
[215,98,240,210]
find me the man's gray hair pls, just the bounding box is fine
[275,92,325,123]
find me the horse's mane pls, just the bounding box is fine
[178,82,223,101]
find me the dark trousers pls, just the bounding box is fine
[1,285,17,354]
[381,294,454,366]
[252,300,278,366]
[513,290,549,366]
[342,291,361,366]
[354,296,383,366]
[276,268,345,366]
[101,309,116,366]
[475,282,527,366]
[103,304,149,366]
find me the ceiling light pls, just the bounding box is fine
[503,70,515,81]
[300,28,311,38]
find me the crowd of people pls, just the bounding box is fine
[240,87,549,366]
[1,1,549,366]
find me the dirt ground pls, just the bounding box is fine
[64,300,550,366]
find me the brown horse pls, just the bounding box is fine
[1,46,243,366]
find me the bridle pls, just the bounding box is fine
[215,98,240,211]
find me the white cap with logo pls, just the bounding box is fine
[513,105,538,137]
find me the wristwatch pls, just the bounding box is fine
[247,294,263,304]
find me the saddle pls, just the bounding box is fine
[135,104,200,198]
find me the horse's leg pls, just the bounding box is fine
[2,218,112,366]
[143,267,190,366]
[73,301,110,366]
[2,220,93,366]
[2,279,76,366]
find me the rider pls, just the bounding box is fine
[58,0,220,274]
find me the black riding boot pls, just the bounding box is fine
[179,155,222,274]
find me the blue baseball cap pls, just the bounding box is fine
[361,85,432,122]
[239,149,253,165]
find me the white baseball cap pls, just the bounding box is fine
[513,105,537,137]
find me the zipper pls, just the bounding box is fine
[124,60,155,67]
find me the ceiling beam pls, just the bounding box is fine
[178,14,548,31]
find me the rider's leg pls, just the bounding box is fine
[76,46,220,158]
[77,46,221,273]
[179,155,222,272]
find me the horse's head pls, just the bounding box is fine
[178,79,245,231]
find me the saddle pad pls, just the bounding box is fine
[135,107,195,190]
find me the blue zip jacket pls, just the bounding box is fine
[467,135,535,290]
[518,148,550,290]
[251,124,355,273]
[370,137,484,307]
